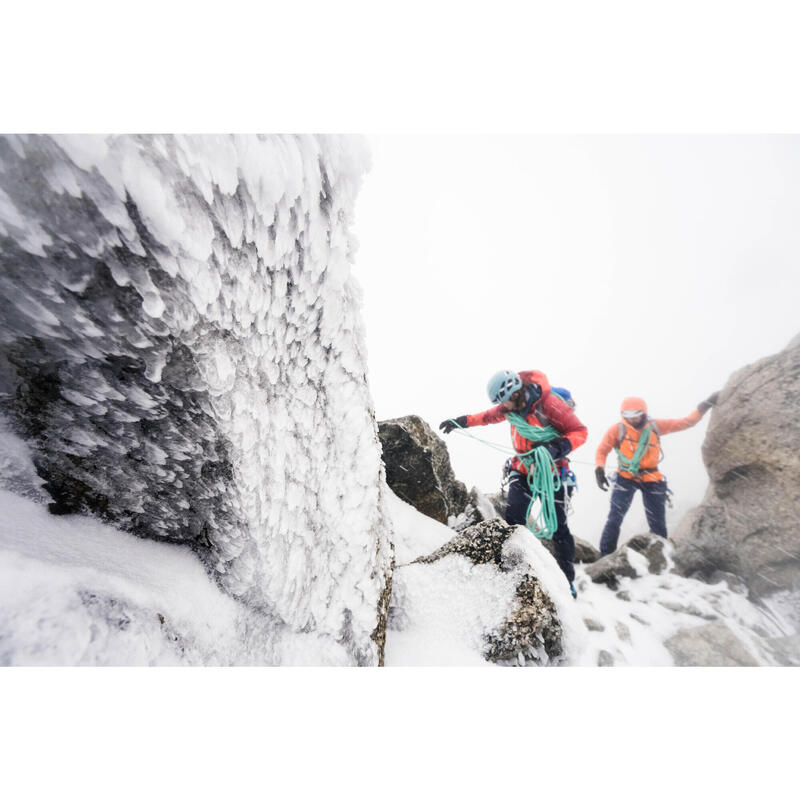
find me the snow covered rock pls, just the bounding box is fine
[584,550,638,590]
[407,518,579,666]
[672,334,800,601]
[384,501,586,666]
[585,534,670,589]
[378,414,486,529]
[664,620,760,666]
[0,134,392,665]
[625,533,669,574]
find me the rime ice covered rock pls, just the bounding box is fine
[0,134,392,664]
[378,414,486,529]
[672,334,800,601]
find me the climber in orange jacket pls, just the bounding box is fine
[439,369,588,596]
[594,392,719,555]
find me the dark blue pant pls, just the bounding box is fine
[506,472,575,583]
[599,475,668,556]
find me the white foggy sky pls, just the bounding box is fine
[352,135,800,546]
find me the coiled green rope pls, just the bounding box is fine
[447,414,563,539]
[506,413,562,539]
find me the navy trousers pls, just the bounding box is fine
[599,475,668,556]
[506,472,575,583]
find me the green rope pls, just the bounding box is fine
[615,424,652,477]
[507,414,562,539]
[446,414,564,538]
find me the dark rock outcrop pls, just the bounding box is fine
[542,534,601,564]
[585,549,637,590]
[672,335,800,599]
[625,533,668,574]
[378,415,485,528]
[585,533,669,589]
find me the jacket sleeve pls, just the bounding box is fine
[595,424,621,467]
[466,406,507,427]
[542,393,588,452]
[654,407,705,435]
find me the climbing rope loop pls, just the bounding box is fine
[445,415,565,540]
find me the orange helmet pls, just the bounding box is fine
[620,396,648,417]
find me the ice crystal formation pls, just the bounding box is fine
[0,135,392,664]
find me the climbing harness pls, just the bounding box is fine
[616,422,654,476]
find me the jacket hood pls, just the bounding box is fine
[620,396,648,415]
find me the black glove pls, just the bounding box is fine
[439,416,467,434]
[595,466,609,491]
[541,437,572,461]
[697,391,720,413]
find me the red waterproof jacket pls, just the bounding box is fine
[465,370,588,476]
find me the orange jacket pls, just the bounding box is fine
[466,370,588,476]
[595,406,705,482]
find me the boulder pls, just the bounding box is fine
[378,415,485,528]
[411,518,567,666]
[625,533,669,574]
[664,620,760,666]
[672,335,800,600]
[541,534,601,564]
[584,549,637,590]
[763,634,800,666]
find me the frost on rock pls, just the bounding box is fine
[0,135,392,665]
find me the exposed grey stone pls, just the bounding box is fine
[664,621,760,666]
[584,618,605,632]
[585,549,637,590]
[630,613,650,626]
[616,591,632,602]
[598,650,614,666]
[378,415,484,528]
[657,600,718,621]
[763,634,800,666]
[625,533,668,574]
[542,535,601,564]
[486,491,507,519]
[672,336,800,599]
[615,621,631,642]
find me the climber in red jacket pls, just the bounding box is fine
[439,369,588,597]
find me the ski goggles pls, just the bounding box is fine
[621,409,645,419]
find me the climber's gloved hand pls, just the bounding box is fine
[595,466,609,491]
[697,390,721,413]
[439,416,467,435]
[541,437,572,461]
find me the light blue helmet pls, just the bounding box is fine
[487,370,522,404]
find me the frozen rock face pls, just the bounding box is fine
[672,335,800,601]
[0,134,392,664]
[378,414,486,529]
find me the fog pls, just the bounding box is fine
[353,135,800,546]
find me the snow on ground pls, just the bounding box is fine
[384,488,785,666]
[0,417,356,666]
[0,487,361,666]
[569,547,786,666]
